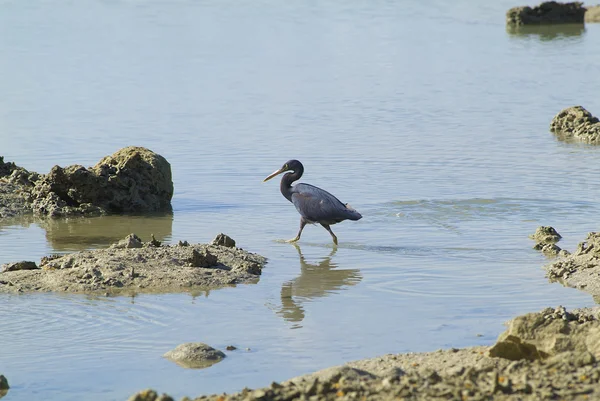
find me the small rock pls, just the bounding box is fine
[110,234,143,249]
[149,234,161,247]
[226,345,237,351]
[163,343,226,369]
[0,375,8,390]
[540,243,563,257]
[529,226,562,244]
[212,233,236,248]
[178,240,190,247]
[190,249,218,268]
[1,261,39,273]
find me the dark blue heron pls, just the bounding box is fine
[263,160,362,245]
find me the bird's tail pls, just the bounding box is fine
[344,203,362,220]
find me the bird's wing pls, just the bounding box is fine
[290,183,356,223]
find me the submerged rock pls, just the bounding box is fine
[163,343,226,369]
[507,2,587,25]
[0,234,265,295]
[550,105,600,144]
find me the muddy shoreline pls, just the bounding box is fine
[127,306,600,401]
[124,227,600,401]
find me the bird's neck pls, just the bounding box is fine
[280,169,302,202]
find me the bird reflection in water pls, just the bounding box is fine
[277,244,362,328]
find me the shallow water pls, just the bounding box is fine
[1,1,600,400]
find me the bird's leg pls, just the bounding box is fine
[320,223,338,245]
[286,218,307,243]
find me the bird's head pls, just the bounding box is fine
[263,160,303,182]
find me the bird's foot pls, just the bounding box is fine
[285,236,300,243]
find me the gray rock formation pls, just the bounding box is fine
[507,2,586,25]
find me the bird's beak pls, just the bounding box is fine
[263,168,285,182]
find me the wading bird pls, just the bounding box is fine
[263,160,362,245]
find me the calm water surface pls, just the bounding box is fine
[1,1,600,400]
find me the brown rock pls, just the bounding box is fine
[550,106,600,144]
[212,233,236,248]
[30,147,173,216]
[110,234,143,249]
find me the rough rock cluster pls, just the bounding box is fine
[550,106,600,144]
[506,1,586,25]
[0,146,173,218]
[529,226,568,257]
[545,232,600,298]
[0,234,264,295]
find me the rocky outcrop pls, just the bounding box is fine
[545,232,600,298]
[0,234,264,295]
[0,147,173,218]
[507,2,586,25]
[585,5,600,21]
[489,306,600,361]
[550,106,600,143]
[163,343,226,369]
[529,226,569,257]
[30,146,173,216]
